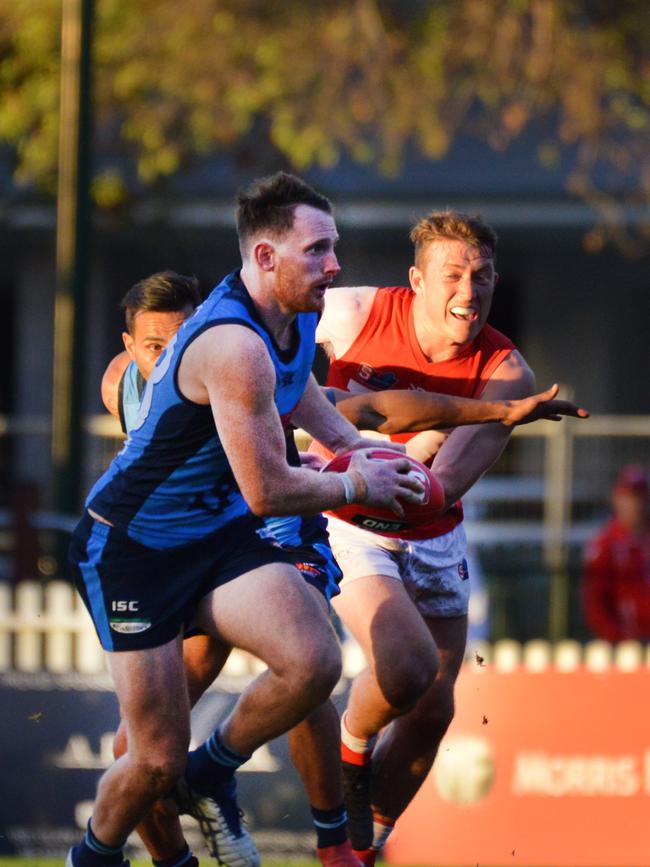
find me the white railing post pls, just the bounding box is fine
[44,580,75,672]
[0,583,11,671]
[15,581,42,672]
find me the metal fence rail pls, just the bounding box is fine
[2,577,650,676]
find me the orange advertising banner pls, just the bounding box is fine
[386,665,650,867]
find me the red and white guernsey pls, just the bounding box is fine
[323,286,515,540]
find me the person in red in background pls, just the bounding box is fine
[582,465,650,642]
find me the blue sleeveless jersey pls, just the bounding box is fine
[118,360,145,434]
[87,270,317,549]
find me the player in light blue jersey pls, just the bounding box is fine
[103,270,349,867]
[67,173,426,867]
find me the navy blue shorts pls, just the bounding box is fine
[69,512,292,652]
[282,539,341,604]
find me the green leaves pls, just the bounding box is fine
[1,0,649,249]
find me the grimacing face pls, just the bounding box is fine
[409,238,498,348]
[267,204,341,315]
[122,305,194,380]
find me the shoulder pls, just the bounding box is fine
[481,348,535,399]
[101,351,131,417]
[181,321,275,402]
[188,321,268,368]
[317,285,379,355]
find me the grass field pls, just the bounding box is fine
[0,861,391,867]
[1,861,328,867]
[0,861,434,867]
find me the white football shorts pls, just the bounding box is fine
[326,516,470,618]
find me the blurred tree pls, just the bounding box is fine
[1,0,650,250]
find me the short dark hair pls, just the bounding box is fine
[121,271,201,333]
[236,171,333,255]
[410,211,498,266]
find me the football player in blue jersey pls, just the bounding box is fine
[98,265,586,867]
[67,173,429,867]
[104,270,357,867]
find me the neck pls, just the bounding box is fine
[240,265,296,348]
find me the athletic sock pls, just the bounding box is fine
[185,726,251,795]
[340,711,376,766]
[372,816,394,851]
[310,804,348,848]
[71,821,125,866]
[152,843,196,867]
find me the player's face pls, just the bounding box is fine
[409,239,497,347]
[613,490,649,533]
[272,204,340,315]
[123,306,193,380]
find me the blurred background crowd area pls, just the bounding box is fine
[1,0,650,647]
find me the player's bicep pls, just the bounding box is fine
[202,334,289,506]
[480,350,535,401]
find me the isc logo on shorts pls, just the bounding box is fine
[112,600,139,612]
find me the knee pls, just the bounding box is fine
[377,648,439,712]
[134,751,187,797]
[286,634,342,704]
[129,729,190,796]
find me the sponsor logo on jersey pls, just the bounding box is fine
[356,364,397,390]
[109,620,152,634]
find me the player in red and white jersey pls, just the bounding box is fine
[582,464,650,642]
[316,210,543,863]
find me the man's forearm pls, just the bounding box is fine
[337,391,520,434]
[432,423,512,508]
[292,376,361,453]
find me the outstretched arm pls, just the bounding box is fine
[431,350,538,508]
[334,383,588,434]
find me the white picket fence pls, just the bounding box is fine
[0,580,267,677]
[1,579,649,676]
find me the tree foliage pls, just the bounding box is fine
[1,0,650,249]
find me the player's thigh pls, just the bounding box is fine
[197,561,340,674]
[108,632,191,760]
[333,573,437,678]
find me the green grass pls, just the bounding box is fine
[0,861,354,867]
[0,861,341,867]
[0,861,424,867]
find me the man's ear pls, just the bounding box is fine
[409,264,423,295]
[254,241,275,271]
[122,331,136,361]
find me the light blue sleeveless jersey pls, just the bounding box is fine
[87,270,317,549]
[118,360,145,434]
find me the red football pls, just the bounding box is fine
[321,448,445,537]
